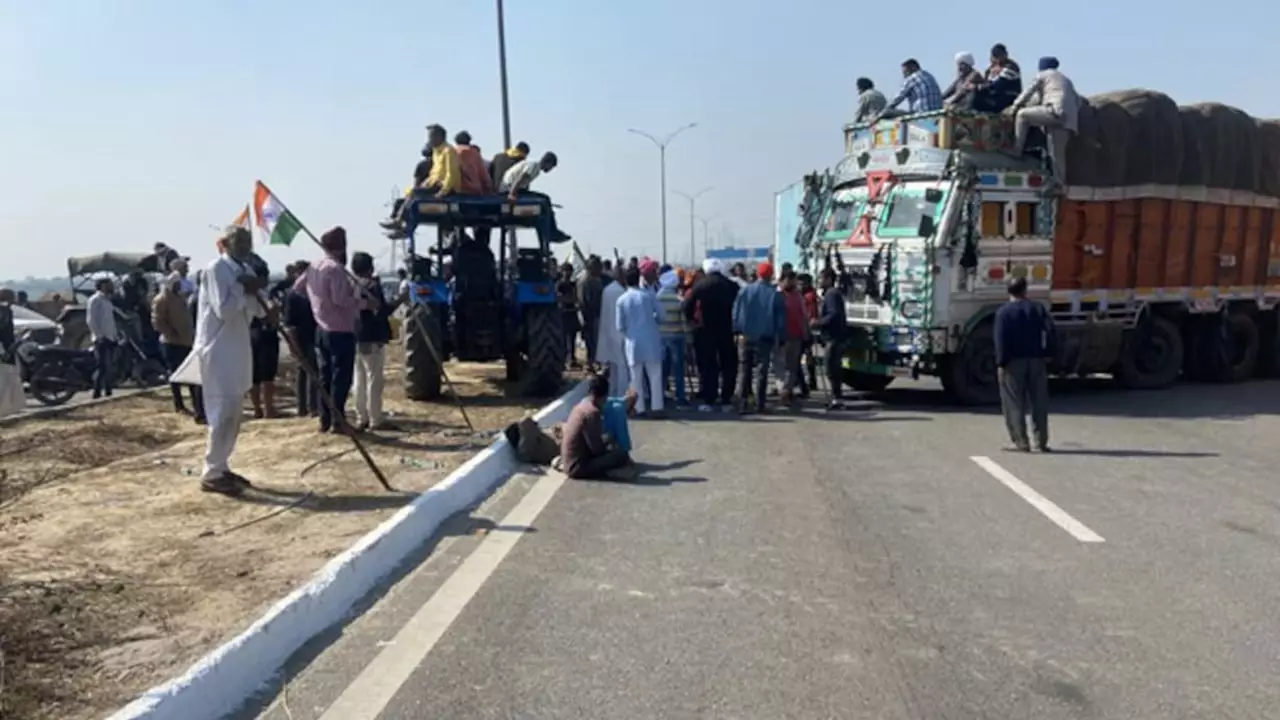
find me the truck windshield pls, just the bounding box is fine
[880,192,938,235]
[827,198,858,232]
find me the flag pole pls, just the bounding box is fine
[257,181,474,434]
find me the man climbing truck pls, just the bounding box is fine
[783,92,1280,404]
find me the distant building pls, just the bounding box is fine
[705,246,773,267]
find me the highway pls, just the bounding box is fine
[244,379,1280,720]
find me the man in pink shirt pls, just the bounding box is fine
[293,226,364,433]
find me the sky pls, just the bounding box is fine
[3,0,1279,281]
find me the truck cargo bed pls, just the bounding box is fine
[1051,187,1280,299]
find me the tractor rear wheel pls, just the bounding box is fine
[405,303,443,401]
[522,305,565,397]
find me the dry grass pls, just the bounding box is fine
[0,349,563,720]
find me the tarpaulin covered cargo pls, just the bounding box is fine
[1065,89,1280,196]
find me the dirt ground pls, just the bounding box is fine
[0,350,564,720]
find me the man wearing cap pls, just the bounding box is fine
[294,227,365,434]
[994,276,1055,452]
[732,262,785,414]
[1006,56,1080,185]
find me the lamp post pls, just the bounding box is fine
[697,215,712,252]
[674,187,712,265]
[496,0,512,148]
[627,123,697,264]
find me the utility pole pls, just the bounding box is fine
[674,187,712,265]
[496,0,512,148]
[627,123,697,264]
[697,215,712,253]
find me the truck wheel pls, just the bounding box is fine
[1256,309,1280,377]
[842,369,893,393]
[522,305,565,397]
[404,303,443,401]
[1225,311,1259,382]
[946,321,1000,406]
[1115,316,1184,390]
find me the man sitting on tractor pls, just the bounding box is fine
[381,124,461,237]
[499,151,571,242]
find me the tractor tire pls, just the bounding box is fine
[404,303,443,401]
[522,305,565,397]
[1115,315,1184,390]
[842,369,894,393]
[945,321,1001,406]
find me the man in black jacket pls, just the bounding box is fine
[993,277,1055,452]
[812,268,850,410]
[682,259,740,411]
[352,252,403,431]
[283,261,320,418]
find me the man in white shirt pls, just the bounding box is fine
[85,278,120,399]
[173,226,267,496]
[499,152,571,242]
[1006,56,1080,186]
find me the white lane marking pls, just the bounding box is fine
[970,456,1105,543]
[317,471,568,720]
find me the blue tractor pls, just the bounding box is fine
[400,189,567,400]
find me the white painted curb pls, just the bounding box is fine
[108,379,589,720]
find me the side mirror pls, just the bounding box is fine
[924,188,944,204]
[917,215,937,238]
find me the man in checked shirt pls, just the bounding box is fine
[871,58,943,122]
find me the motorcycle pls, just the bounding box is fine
[26,333,167,407]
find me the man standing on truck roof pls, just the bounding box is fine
[873,58,943,122]
[854,77,887,124]
[994,277,1055,452]
[1005,57,1080,187]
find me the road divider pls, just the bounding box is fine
[108,380,589,720]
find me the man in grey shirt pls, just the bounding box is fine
[1006,56,1080,185]
[854,77,887,124]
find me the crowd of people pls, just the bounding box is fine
[852,44,1080,183]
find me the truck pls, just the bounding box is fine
[784,91,1280,404]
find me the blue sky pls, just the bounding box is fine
[3,0,1279,279]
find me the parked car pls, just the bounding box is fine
[12,305,59,345]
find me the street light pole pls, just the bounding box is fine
[674,187,712,265]
[628,123,697,264]
[697,215,712,252]
[496,0,512,148]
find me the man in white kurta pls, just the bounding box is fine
[596,276,629,397]
[177,227,265,495]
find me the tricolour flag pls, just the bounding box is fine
[231,204,249,228]
[253,181,303,246]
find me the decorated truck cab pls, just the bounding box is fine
[787,98,1280,404]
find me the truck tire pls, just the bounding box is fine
[1115,315,1184,390]
[404,303,443,401]
[522,305,565,397]
[946,321,1001,406]
[842,369,893,393]
[1256,309,1280,377]
[1225,311,1259,383]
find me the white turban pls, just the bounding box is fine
[955,51,975,69]
[703,258,723,275]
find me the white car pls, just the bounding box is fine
[12,306,60,345]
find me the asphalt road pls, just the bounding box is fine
[245,378,1280,720]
